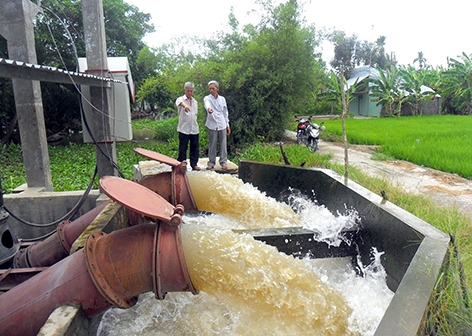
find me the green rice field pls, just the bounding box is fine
[320,115,472,180]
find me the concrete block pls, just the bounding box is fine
[133,161,172,181]
[37,304,89,336]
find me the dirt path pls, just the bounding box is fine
[316,140,472,219]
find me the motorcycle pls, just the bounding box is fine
[295,116,324,152]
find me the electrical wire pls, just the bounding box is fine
[48,1,130,167]
[3,165,98,229]
[42,4,126,177]
[43,5,134,127]
[79,92,125,178]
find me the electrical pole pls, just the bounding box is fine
[81,0,117,179]
[0,0,53,191]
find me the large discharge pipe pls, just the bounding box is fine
[0,222,197,336]
[1,175,196,335]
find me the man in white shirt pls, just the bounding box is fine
[203,80,231,170]
[176,82,200,171]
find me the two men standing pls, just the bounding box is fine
[176,80,230,170]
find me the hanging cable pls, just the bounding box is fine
[3,165,98,229]
[79,94,125,178]
[42,4,126,178]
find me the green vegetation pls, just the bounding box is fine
[131,0,326,151]
[320,115,472,179]
[238,142,333,168]
[1,0,154,143]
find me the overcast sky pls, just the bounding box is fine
[125,0,470,68]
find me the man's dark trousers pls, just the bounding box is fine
[178,132,199,168]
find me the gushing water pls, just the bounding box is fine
[187,171,300,228]
[285,187,360,247]
[181,224,351,335]
[97,171,393,335]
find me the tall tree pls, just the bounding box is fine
[134,0,326,151]
[35,0,153,69]
[369,36,397,69]
[413,51,427,70]
[218,0,324,148]
[148,0,325,149]
[330,31,358,78]
[330,31,397,77]
[136,75,173,113]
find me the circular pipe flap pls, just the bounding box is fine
[99,176,175,223]
[134,148,180,167]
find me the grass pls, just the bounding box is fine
[1,117,188,193]
[238,141,334,167]
[318,115,472,179]
[1,116,471,333]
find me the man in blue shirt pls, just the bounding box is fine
[203,80,231,170]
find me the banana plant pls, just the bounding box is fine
[440,52,472,115]
[399,65,436,116]
[370,66,405,116]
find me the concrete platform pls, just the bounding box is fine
[192,157,238,173]
[134,157,238,178]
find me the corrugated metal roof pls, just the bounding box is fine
[347,66,438,96]
[346,66,380,89]
[0,57,125,87]
[349,66,381,80]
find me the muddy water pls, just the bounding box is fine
[97,171,392,335]
[187,171,300,229]
[180,223,351,335]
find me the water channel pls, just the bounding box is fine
[97,171,393,335]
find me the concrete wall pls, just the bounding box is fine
[4,188,101,240]
[238,160,450,336]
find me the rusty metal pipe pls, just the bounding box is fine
[0,223,196,336]
[133,148,198,214]
[0,246,110,336]
[12,201,109,268]
[136,168,197,213]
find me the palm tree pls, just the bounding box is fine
[413,51,427,70]
[371,36,387,68]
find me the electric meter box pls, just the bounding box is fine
[77,57,135,143]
